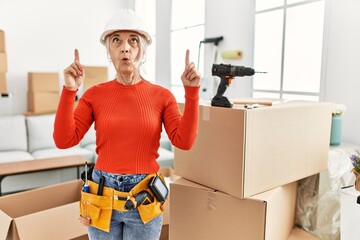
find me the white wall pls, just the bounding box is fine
[0,0,124,114]
[323,0,360,144]
[204,0,254,100]
[155,0,172,90]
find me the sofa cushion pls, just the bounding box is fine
[0,115,28,151]
[26,114,57,153]
[0,151,34,163]
[31,147,94,162]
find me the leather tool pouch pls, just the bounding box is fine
[79,173,169,231]
[79,180,113,232]
[134,174,168,224]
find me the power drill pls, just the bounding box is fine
[211,63,265,108]
[124,190,154,210]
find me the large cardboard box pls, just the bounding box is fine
[340,186,360,240]
[158,167,179,240]
[0,30,5,52]
[28,72,59,92]
[0,180,86,240]
[0,72,7,92]
[170,178,298,240]
[28,91,59,113]
[83,66,108,91]
[175,101,332,199]
[84,66,108,80]
[0,52,7,72]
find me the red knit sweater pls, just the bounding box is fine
[53,79,199,174]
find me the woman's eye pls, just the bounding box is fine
[112,37,120,43]
[130,37,139,44]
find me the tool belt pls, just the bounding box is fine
[79,173,167,232]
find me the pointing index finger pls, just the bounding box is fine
[74,49,80,62]
[185,49,190,66]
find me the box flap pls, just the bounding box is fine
[0,180,82,218]
[15,202,86,240]
[250,185,279,201]
[0,210,12,240]
[172,178,212,191]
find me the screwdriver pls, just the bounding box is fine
[83,161,90,193]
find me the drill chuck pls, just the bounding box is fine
[212,63,255,77]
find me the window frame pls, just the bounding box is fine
[252,0,327,101]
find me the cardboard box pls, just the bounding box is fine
[175,101,332,199]
[28,91,59,113]
[160,225,169,240]
[0,180,86,240]
[288,227,318,240]
[156,167,178,240]
[0,52,7,72]
[170,178,298,240]
[340,186,360,240]
[84,66,108,80]
[0,72,6,92]
[0,30,5,52]
[83,66,108,90]
[28,72,59,92]
[158,167,178,226]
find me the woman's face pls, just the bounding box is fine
[107,31,142,75]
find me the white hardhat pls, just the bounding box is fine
[100,9,152,46]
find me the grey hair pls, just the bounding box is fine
[105,32,149,80]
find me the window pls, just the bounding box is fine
[170,0,205,101]
[253,0,325,101]
[135,0,156,82]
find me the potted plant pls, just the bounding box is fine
[350,150,360,191]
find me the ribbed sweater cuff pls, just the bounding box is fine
[61,86,78,102]
[184,86,200,100]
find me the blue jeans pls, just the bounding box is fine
[87,169,163,240]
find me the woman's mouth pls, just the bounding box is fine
[121,57,132,65]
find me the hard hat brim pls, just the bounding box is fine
[100,29,152,46]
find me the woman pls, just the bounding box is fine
[53,9,200,240]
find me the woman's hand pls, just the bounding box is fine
[63,49,85,91]
[181,50,201,87]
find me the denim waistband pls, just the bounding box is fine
[92,169,148,192]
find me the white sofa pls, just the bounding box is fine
[0,114,174,194]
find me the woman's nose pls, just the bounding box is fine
[120,41,130,53]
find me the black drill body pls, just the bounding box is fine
[211,63,256,108]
